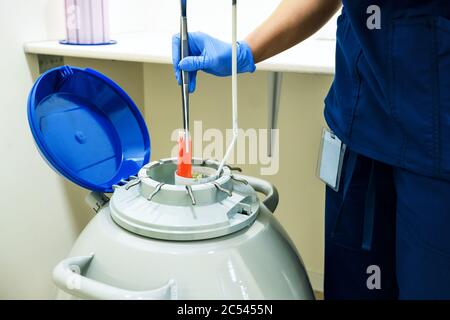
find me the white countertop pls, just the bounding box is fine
[24,31,335,75]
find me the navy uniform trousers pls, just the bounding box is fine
[324,149,450,300]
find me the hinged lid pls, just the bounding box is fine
[27,66,150,192]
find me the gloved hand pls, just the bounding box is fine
[172,32,256,93]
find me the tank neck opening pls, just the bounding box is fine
[145,159,228,186]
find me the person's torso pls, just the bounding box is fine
[324,0,450,180]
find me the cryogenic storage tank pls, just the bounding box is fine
[27,66,314,300]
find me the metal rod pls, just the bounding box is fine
[125,177,141,190]
[267,71,282,157]
[213,182,232,197]
[231,175,248,185]
[185,185,196,205]
[225,165,242,172]
[180,0,190,152]
[147,183,164,201]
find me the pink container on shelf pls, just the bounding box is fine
[63,0,115,45]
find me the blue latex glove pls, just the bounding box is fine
[172,32,256,93]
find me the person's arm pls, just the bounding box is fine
[172,0,341,92]
[246,0,342,63]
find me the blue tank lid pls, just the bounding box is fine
[27,66,151,192]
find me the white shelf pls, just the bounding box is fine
[24,31,335,75]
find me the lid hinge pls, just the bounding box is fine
[84,192,109,213]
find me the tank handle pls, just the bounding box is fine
[53,254,177,300]
[235,175,279,213]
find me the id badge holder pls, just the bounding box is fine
[316,128,346,192]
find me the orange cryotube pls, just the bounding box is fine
[177,133,192,178]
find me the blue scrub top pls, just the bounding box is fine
[324,0,450,180]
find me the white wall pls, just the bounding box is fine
[134,0,337,41]
[0,0,92,299]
